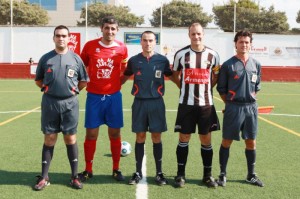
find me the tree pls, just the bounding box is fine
[297,10,300,23]
[213,0,289,33]
[0,0,49,25]
[150,0,212,27]
[77,3,144,27]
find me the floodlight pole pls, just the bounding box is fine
[233,2,237,37]
[160,1,163,54]
[10,0,13,64]
[233,0,238,54]
[85,1,88,43]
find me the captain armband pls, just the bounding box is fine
[212,65,220,75]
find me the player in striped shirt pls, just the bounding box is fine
[171,22,220,188]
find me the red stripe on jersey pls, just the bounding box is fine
[157,85,163,96]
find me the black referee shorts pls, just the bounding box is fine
[132,97,167,133]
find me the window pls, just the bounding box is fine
[28,0,57,11]
[75,0,108,11]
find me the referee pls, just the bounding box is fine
[216,30,264,187]
[34,25,89,191]
[122,30,174,186]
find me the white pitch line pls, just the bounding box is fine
[136,148,148,199]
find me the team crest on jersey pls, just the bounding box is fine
[112,50,116,55]
[96,48,100,53]
[96,58,114,79]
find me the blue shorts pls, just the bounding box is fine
[85,91,123,129]
[222,102,258,141]
[132,97,167,133]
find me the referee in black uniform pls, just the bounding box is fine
[34,25,89,191]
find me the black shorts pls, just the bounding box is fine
[41,94,79,134]
[174,104,220,134]
[132,97,167,133]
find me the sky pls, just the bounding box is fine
[123,0,300,29]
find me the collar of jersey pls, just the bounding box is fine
[98,40,120,48]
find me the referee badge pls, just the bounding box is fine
[155,70,162,78]
[67,69,75,77]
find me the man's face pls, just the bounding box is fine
[101,23,118,43]
[235,36,251,55]
[53,29,69,51]
[141,33,156,54]
[188,24,204,47]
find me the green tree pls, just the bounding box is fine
[0,0,49,25]
[213,0,289,33]
[297,10,300,23]
[77,2,144,27]
[150,0,212,27]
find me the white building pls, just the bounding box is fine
[17,0,124,26]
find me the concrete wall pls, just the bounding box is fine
[1,27,300,67]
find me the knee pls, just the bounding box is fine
[86,128,99,140]
[245,139,256,150]
[221,139,233,148]
[108,128,121,139]
[64,135,77,145]
[200,134,212,146]
[44,134,57,146]
[151,133,161,143]
[179,133,190,142]
[136,133,146,143]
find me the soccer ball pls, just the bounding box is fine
[121,141,132,157]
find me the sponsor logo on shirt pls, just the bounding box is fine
[96,58,114,79]
[184,68,209,84]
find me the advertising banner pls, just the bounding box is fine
[68,33,81,55]
[124,32,160,45]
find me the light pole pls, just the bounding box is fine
[10,0,13,64]
[233,0,238,37]
[160,1,163,54]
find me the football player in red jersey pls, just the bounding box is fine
[79,16,128,182]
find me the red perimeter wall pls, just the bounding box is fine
[0,63,299,82]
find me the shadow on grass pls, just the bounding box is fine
[0,170,131,188]
[147,175,248,188]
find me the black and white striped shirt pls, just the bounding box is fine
[173,45,220,106]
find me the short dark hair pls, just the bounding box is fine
[234,30,253,43]
[188,22,203,34]
[141,30,156,39]
[53,25,70,36]
[101,16,118,28]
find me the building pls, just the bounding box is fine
[24,0,124,26]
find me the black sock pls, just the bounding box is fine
[66,143,78,178]
[219,145,230,175]
[135,142,145,175]
[41,144,54,179]
[153,142,162,174]
[201,144,213,178]
[176,141,189,176]
[245,149,256,176]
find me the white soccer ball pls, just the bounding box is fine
[121,141,132,157]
